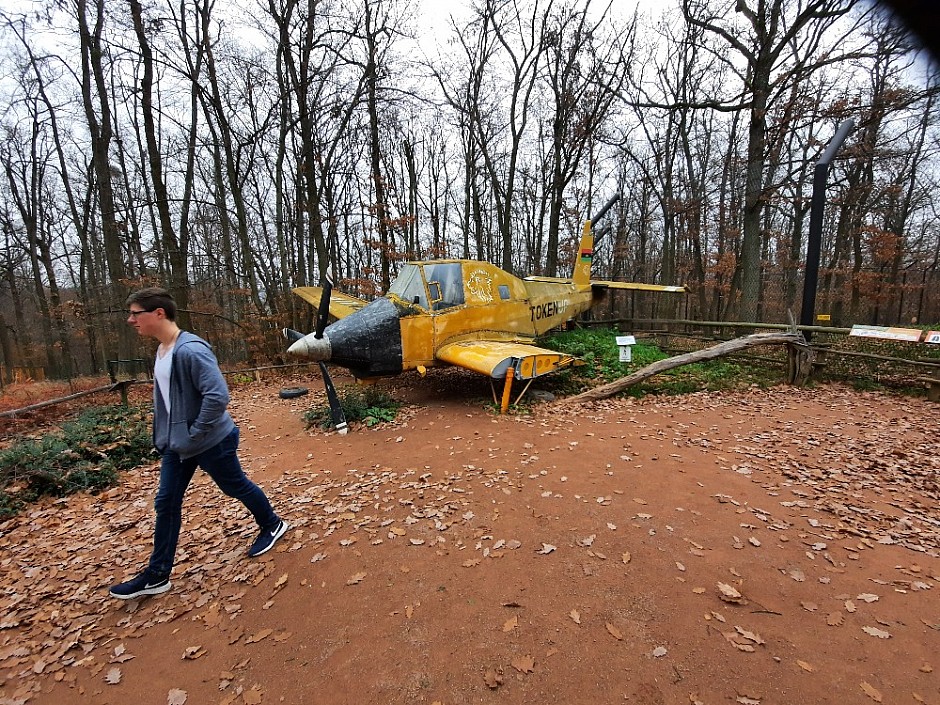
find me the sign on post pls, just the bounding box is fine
[616,335,637,363]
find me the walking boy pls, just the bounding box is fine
[110,287,287,599]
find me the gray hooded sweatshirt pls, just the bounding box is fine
[153,331,236,459]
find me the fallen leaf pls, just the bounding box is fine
[857,593,879,603]
[346,572,367,585]
[484,669,503,689]
[734,626,765,645]
[652,646,668,658]
[723,632,755,652]
[105,667,121,685]
[621,551,632,564]
[569,610,581,624]
[606,623,623,640]
[502,615,518,632]
[168,689,188,705]
[511,655,535,673]
[537,543,556,554]
[245,629,273,644]
[826,612,844,627]
[860,682,883,702]
[862,626,891,639]
[717,582,747,605]
[243,685,263,705]
[182,646,206,660]
[797,660,816,672]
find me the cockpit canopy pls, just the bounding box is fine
[388,262,466,311]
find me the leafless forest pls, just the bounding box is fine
[0,0,937,378]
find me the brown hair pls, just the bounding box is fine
[126,287,177,321]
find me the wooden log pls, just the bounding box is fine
[0,382,133,419]
[564,331,804,404]
[916,377,940,402]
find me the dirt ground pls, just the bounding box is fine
[0,373,938,705]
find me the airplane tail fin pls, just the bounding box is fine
[572,194,619,290]
[572,220,594,291]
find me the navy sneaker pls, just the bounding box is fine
[248,519,288,557]
[109,569,171,600]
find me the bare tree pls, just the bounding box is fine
[129,0,191,326]
[76,0,133,354]
[680,0,867,322]
[542,0,632,275]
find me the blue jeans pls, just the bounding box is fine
[148,427,279,577]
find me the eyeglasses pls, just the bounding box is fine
[126,308,155,319]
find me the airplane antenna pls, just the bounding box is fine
[590,193,621,225]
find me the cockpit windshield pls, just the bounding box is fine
[423,263,465,310]
[388,262,466,312]
[388,264,428,309]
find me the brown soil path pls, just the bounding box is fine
[0,378,937,705]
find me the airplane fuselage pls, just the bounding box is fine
[289,259,593,379]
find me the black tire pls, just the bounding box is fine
[278,386,309,399]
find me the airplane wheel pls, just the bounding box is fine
[278,386,309,399]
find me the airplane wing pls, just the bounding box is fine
[436,340,582,380]
[590,279,686,293]
[524,275,574,285]
[293,286,370,319]
[525,275,685,293]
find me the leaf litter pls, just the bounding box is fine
[0,383,936,705]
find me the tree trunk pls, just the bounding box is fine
[77,0,131,356]
[129,0,191,327]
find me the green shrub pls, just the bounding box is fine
[0,404,153,518]
[539,327,780,397]
[539,327,667,395]
[303,386,401,430]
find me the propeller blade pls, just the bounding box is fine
[283,327,304,343]
[315,270,334,339]
[319,361,348,435]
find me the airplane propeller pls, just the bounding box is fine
[314,270,348,435]
[284,270,348,435]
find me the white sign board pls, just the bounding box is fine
[616,335,636,363]
[925,331,940,345]
[848,325,923,342]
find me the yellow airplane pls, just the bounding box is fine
[285,196,685,429]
